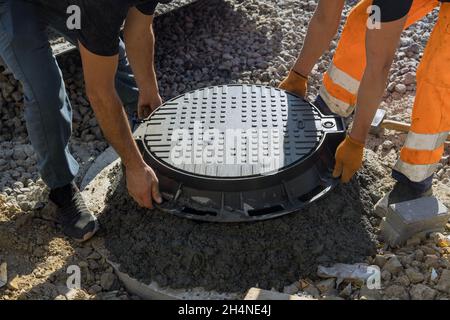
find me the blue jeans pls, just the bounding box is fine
[0,0,139,189]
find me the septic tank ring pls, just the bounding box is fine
[134,85,346,222]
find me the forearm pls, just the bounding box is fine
[124,13,158,98]
[89,91,145,170]
[350,68,387,142]
[292,0,345,76]
[350,17,407,143]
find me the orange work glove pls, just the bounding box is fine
[278,70,308,98]
[333,135,365,183]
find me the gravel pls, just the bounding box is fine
[1,0,449,300]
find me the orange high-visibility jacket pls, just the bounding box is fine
[321,0,449,183]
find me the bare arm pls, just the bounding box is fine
[124,8,162,119]
[350,16,407,143]
[79,43,161,208]
[292,0,346,77]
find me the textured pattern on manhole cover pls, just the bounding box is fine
[140,85,329,177]
[134,85,345,222]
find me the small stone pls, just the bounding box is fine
[436,269,450,294]
[396,275,411,287]
[410,284,437,300]
[394,84,407,94]
[407,43,421,54]
[13,148,27,160]
[316,278,335,295]
[359,285,382,300]
[415,249,425,262]
[381,270,392,282]
[88,284,102,295]
[283,281,299,295]
[403,72,416,85]
[100,272,116,291]
[424,255,440,269]
[384,285,409,300]
[303,284,320,297]
[7,276,20,291]
[430,232,450,248]
[405,268,425,284]
[87,251,102,260]
[64,288,87,300]
[374,254,387,268]
[383,256,403,275]
[54,295,67,300]
[400,254,415,266]
[339,283,352,298]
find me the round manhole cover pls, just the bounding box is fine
[135,85,346,222]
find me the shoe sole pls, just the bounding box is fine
[75,218,100,243]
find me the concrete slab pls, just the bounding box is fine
[390,196,448,225]
[380,196,449,246]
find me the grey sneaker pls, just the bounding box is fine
[49,183,99,242]
[374,182,433,217]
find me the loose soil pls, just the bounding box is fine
[98,150,385,293]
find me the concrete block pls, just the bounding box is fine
[380,196,449,246]
[244,288,315,300]
[380,218,404,247]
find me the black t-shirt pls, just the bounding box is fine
[374,0,449,22]
[27,0,165,56]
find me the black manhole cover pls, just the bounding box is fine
[134,85,346,222]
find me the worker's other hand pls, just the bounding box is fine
[138,93,163,119]
[125,162,162,209]
[278,70,308,98]
[333,135,365,183]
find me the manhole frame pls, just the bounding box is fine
[134,85,346,222]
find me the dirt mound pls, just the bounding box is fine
[98,150,386,293]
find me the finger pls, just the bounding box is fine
[341,167,354,183]
[142,192,154,209]
[143,106,151,118]
[138,105,151,120]
[333,160,343,178]
[151,178,162,204]
[132,195,144,208]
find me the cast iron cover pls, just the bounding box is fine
[135,85,346,222]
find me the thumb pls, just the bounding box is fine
[138,104,152,120]
[341,166,354,183]
[333,159,343,178]
[151,178,162,204]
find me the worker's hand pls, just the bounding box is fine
[138,93,163,119]
[125,162,162,209]
[333,135,365,183]
[278,70,308,98]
